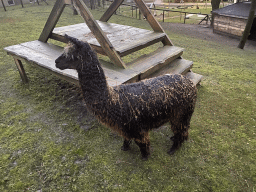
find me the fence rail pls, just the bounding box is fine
[104,0,211,24]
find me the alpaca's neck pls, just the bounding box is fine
[77,58,110,104]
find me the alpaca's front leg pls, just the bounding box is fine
[135,141,150,161]
[121,139,132,151]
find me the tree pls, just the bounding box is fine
[238,0,256,49]
[211,0,221,11]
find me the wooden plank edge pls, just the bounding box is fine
[9,53,80,86]
[117,33,166,57]
[50,32,165,57]
[144,58,193,79]
[185,71,203,86]
[139,51,183,79]
[6,52,124,87]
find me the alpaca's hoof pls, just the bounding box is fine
[141,156,149,161]
[167,148,176,155]
[121,146,131,151]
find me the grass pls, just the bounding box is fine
[1,2,256,191]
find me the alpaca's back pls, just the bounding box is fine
[108,74,197,134]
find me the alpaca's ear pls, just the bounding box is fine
[64,34,79,46]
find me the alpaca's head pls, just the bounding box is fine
[55,34,96,71]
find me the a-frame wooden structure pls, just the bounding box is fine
[4,0,202,86]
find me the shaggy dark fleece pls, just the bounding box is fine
[55,35,197,160]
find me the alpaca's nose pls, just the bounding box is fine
[55,58,61,69]
[55,58,60,64]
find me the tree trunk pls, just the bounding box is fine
[20,0,24,8]
[90,0,95,9]
[238,0,256,49]
[211,0,221,10]
[1,0,6,11]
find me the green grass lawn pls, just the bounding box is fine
[1,2,256,191]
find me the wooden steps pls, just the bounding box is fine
[126,46,183,80]
[4,40,202,87]
[51,21,166,57]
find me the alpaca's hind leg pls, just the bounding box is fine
[121,139,132,151]
[168,127,182,155]
[168,112,193,155]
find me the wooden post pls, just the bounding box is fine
[39,0,67,42]
[136,6,137,19]
[163,10,164,22]
[134,0,173,45]
[238,0,256,49]
[1,0,6,11]
[74,0,126,68]
[42,0,49,5]
[184,12,186,24]
[14,58,28,83]
[99,0,124,22]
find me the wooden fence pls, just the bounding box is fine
[103,0,211,24]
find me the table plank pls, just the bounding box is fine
[52,21,166,56]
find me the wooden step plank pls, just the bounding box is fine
[116,32,166,56]
[4,43,79,81]
[5,41,197,88]
[146,58,193,79]
[127,45,184,79]
[52,22,144,48]
[14,41,138,84]
[53,21,131,36]
[4,41,126,86]
[52,21,166,56]
[21,40,64,58]
[185,71,203,86]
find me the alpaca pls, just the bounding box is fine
[55,35,197,160]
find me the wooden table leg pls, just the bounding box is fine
[14,58,28,83]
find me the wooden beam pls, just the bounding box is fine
[74,0,126,68]
[39,0,67,42]
[134,0,173,46]
[99,0,124,22]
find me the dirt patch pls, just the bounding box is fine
[161,22,256,50]
[0,17,21,24]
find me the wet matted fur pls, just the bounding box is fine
[55,35,197,160]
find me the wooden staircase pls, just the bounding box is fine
[4,0,202,87]
[51,21,202,85]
